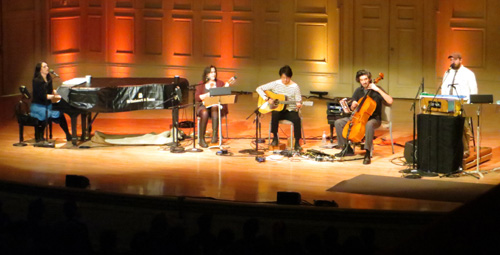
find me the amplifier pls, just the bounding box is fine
[327,102,343,116]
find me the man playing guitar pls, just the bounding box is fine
[256,65,303,151]
[334,69,393,164]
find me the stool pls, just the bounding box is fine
[268,118,305,149]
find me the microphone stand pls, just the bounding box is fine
[239,106,264,155]
[163,81,185,153]
[186,84,203,152]
[408,81,422,170]
[34,77,55,148]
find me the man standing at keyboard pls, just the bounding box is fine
[440,52,478,158]
[440,52,477,103]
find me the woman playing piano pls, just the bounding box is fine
[195,65,235,148]
[30,61,72,142]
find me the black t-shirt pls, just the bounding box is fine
[32,75,53,105]
[352,86,384,121]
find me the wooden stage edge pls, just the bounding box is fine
[1,96,499,213]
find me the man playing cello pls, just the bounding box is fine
[334,69,393,165]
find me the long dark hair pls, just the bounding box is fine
[202,65,217,83]
[33,61,51,82]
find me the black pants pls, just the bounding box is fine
[271,109,302,141]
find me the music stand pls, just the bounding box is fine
[185,84,203,153]
[465,95,494,179]
[203,90,237,150]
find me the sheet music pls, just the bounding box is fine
[62,77,87,86]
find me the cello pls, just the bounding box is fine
[342,73,384,144]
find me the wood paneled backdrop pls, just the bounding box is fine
[1,0,499,101]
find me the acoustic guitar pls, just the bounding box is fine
[257,90,313,114]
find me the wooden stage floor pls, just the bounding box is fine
[1,94,499,212]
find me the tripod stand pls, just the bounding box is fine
[163,83,185,153]
[239,106,264,155]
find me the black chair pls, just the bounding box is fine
[13,86,52,146]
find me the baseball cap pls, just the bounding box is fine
[448,52,462,59]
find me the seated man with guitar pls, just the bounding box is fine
[256,65,303,151]
[334,69,393,164]
[195,65,236,148]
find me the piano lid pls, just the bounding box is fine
[58,77,189,112]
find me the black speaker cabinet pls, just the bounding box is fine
[417,114,464,174]
[65,175,90,189]
[277,191,301,205]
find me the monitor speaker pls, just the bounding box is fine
[65,175,90,189]
[277,191,301,205]
[404,140,417,164]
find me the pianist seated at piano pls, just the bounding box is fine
[195,65,236,148]
[30,62,72,142]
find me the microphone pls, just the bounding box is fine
[174,86,182,102]
[49,69,59,77]
[446,64,455,73]
[19,85,31,99]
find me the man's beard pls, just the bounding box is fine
[451,63,461,70]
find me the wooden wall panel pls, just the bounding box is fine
[263,22,279,60]
[172,18,193,56]
[1,0,38,96]
[145,0,163,9]
[50,0,79,8]
[88,16,103,53]
[296,0,327,14]
[203,0,221,11]
[1,0,342,96]
[202,19,222,58]
[233,20,253,58]
[144,18,163,55]
[295,23,327,62]
[89,0,102,7]
[450,28,485,68]
[452,0,486,19]
[233,0,252,12]
[115,17,135,54]
[51,17,81,54]
[265,0,280,13]
[174,0,192,10]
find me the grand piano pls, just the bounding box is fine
[55,77,189,146]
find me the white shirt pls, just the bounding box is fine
[441,65,478,102]
[256,79,302,111]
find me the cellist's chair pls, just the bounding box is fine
[380,104,394,154]
[13,86,52,146]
